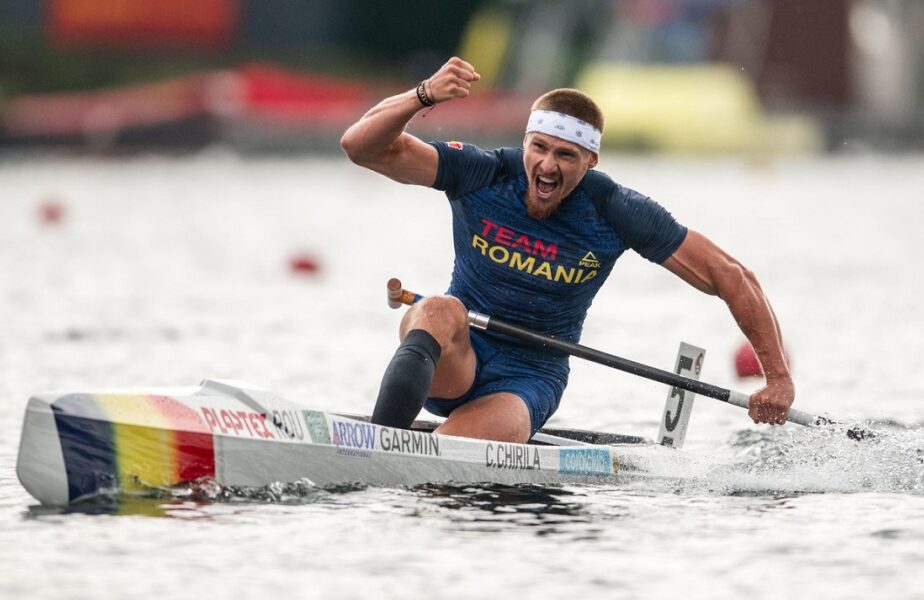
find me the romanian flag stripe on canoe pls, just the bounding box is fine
[51,394,215,502]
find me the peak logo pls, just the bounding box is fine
[579,252,601,268]
[448,141,464,150]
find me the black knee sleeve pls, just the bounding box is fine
[371,329,442,428]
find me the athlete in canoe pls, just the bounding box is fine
[341,57,794,442]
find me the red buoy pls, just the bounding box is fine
[288,253,321,275]
[38,200,65,225]
[734,340,763,378]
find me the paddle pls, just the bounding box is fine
[386,278,871,439]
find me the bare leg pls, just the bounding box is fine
[434,392,531,443]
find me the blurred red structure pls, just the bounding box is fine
[47,0,239,50]
[0,62,534,150]
[232,64,373,122]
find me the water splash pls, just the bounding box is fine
[689,424,924,496]
[181,477,340,504]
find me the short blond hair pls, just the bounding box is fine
[531,88,604,133]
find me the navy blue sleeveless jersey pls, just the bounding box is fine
[430,141,687,350]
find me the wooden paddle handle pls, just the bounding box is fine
[387,278,422,309]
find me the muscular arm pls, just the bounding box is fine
[340,57,481,186]
[662,230,794,424]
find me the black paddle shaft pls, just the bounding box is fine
[473,312,733,401]
[467,310,831,430]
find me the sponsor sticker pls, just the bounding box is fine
[200,407,275,439]
[303,410,331,444]
[558,448,612,476]
[331,419,376,458]
[379,426,440,456]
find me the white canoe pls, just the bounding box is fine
[16,379,689,505]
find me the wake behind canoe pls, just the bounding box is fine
[16,379,689,505]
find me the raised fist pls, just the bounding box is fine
[424,57,481,104]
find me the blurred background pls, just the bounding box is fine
[2,0,923,155]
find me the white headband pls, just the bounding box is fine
[525,109,601,153]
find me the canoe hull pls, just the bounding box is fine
[17,379,679,505]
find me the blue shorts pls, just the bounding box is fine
[423,329,569,435]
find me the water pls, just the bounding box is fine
[2,151,923,599]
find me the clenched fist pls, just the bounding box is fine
[424,57,482,104]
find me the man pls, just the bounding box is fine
[340,57,794,443]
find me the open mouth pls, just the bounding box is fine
[535,175,559,199]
